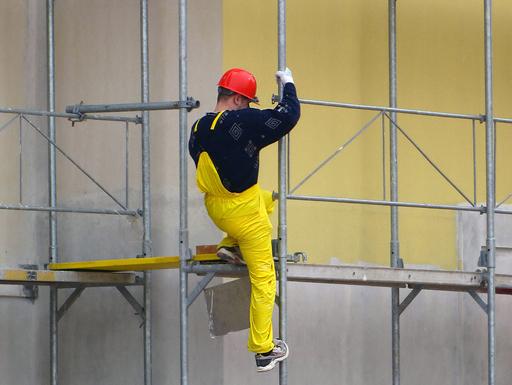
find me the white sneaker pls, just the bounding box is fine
[255,339,289,372]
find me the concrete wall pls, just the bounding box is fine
[0,2,50,385]
[0,1,224,384]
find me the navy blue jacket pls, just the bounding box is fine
[189,83,300,193]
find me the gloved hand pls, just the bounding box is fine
[275,67,294,86]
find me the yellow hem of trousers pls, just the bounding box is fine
[250,342,275,354]
[217,239,238,249]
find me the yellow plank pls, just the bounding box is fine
[4,269,56,282]
[194,253,220,262]
[48,254,221,272]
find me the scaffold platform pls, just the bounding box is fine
[187,261,512,295]
[44,253,512,295]
[0,267,139,286]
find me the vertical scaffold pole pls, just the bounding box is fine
[140,1,153,384]
[388,1,400,385]
[483,1,496,384]
[277,1,288,384]
[179,0,189,384]
[47,1,58,384]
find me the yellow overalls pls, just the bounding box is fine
[195,113,276,354]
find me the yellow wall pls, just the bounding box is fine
[223,0,512,269]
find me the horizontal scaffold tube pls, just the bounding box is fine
[0,106,140,123]
[287,194,512,215]
[65,99,200,114]
[298,98,512,124]
[0,203,138,216]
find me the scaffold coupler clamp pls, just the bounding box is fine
[184,97,200,112]
[289,251,307,263]
[68,101,85,126]
[19,264,39,302]
[271,239,308,263]
[480,273,489,289]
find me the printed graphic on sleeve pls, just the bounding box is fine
[229,123,243,141]
[265,117,282,130]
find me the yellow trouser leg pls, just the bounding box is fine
[217,191,274,251]
[206,190,276,354]
[240,230,276,353]
[218,235,238,249]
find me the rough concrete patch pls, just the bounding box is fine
[204,277,251,337]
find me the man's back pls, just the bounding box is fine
[189,82,300,193]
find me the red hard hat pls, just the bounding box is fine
[218,68,259,103]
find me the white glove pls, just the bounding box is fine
[275,67,294,86]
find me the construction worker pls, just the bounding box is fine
[188,67,300,372]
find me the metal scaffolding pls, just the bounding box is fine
[277,1,503,385]
[181,1,509,385]
[0,1,509,385]
[0,1,196,385]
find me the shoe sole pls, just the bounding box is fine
[256,343,289,372]
[217,250,246,265]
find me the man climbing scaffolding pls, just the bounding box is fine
[188,67,300,372]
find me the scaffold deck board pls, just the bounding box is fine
[286,264,512,294]
[187,263,512,294]
[286,264,488,291]
[48,254,220,272]
[0,268,138,286]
